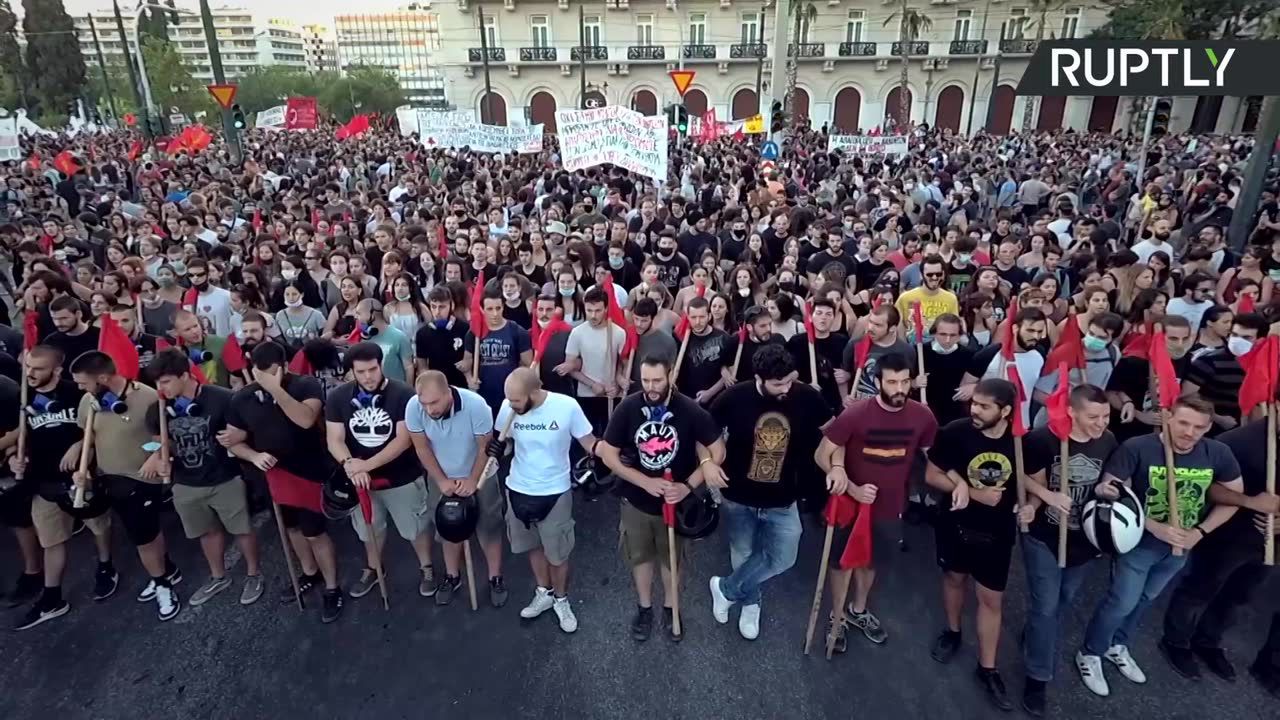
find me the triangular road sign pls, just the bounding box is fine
[668,70,695,97]
[207,84,238,110]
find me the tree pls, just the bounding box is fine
[884,1,931,131]
[0,0,26,108]
[22,0,86,116]
[236,66,323,114]
[318,65,405,122]
[83,57,138,116]
[141,36,213,120]
[783,2,817,121]
[1092,0,1276,41]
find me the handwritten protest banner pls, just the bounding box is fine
[0,117,20,161]
[255,105,285,129]
[421,123,544,154]
[827,134,909,157]
[556,105,668,180]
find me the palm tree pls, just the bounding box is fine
[883,0,931,131]
[783,1,817,119]
[1018,0,1067,132]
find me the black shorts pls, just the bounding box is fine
[0,481,34,529]
[103,476,164,547]
[934,515,1016,592]
[829,518,904,570]
[279,505,327,538]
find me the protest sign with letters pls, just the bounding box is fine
[827,134,909,157]
[556,105,668,180]
[0,116,21,161]
[255,105,285,129]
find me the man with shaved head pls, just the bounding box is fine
[494,366,599,633]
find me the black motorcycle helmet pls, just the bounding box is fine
[434,494,479,543]
[674,488,720,539]
[572,455,615,496]
[322,471,360,520]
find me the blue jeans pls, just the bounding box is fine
[1082,533,1188,657]
[1021,535,1092,682]
[719,500,802,607]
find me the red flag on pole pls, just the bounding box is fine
[838,501,874,569]
[1149,330,1181,410]
[1043,311,1086,375]
[802,301,816,343]
[437,224,449,262]
[822,494,856,527]
[911,302,926,344]
[1238,335,1279,418]
[288,348,313,375]
[126,140,143,162]
[533,317,571,361]
[98,314,140,381]
[1046,363,1073,441]
[265,467,324,513]
[1121,321,1155,359]
[182,287,198,313]
[673,285,707,341]
[22,310,39,352]
[852,334,872,368]
[662,470,676,526]
[251,208,263,232]
[1237,293,1257,315]
[601,274,637,357]
[53,151,80,177]
[221,334,248,374]
[999,300,1027,437]
[470,271,488,341]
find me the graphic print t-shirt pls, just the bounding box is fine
[604,392,720,516]
[325,379,419,487]
[927,418,1017,537]
[22,379,84,488]
[466,321,531,411]
[145,384,234,488]
[1023,427,1118,566]
[1102,434,1240,530]
[496,391,593,496]
[824,398,937,521]
[676,329,729,397]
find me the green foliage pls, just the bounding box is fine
[318,65,406,122]
[141,36,213,119]
[0,0,26,108]
[21,0,86,114]
[83,57,137,115]
[235,66,324,114]
[1091,0,1278,40]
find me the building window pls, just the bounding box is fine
[688,12,706,45]
[953,10,971,41]
[740,12,759,43]
[482,12,498,47]
[636,14,653,45]
[1060,7,1081,39]
[1002,8,1027,39]
[583,15,601,45]
[531,15,550,47]
[846,10,865,43]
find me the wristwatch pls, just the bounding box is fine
[1193,525,1207,537]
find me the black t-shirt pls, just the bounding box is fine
[536,331,575,397]
[514,264,547,288]
[806,251,856,280]
[995,264,1030,292]
[676,329,729,397]
[1023,427,1119,567]
[1106,355,1190,442]
[652,253,690,292]
[226,374,333,481]
[415,318,470,389]
[325,379,419,487]
[145,384,235,488]
[854,258,891,291]
[1218,422,1270,542]
[604,391,720,516]
[44,327,100,367]
[725,335,784,383]
[710,381,833,508]
[920,344,975,426]
[945,262,979,295]
[0,376,18,464]
[0,324,21,359]
[788,332,848,413]
[22,379,85,490]
[927,418,1017,538]
[678,230,717,261]
[502,301,533,330]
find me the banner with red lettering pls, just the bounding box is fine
[285,97,318,130]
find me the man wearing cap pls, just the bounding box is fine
[406,370,508,608]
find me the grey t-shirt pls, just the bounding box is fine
[843,338,914,398]
[274,307,327,346]
[1103,434,1241,530]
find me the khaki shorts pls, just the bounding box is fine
[506,490,574,565]
[31,495,111,549]
[351,478,431,543]
[619,499,681,569]
[172,478,251,539]
[425,470,506,544]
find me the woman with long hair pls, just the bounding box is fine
[385,272,431,344]
[378,251,405,302]
[275,281,327,352]
[1217,245,1273,305]
[710,292,736,333]
[641,282,681,334]
[768,292,802,340]
[554,266,587,325]
[726,263,767,322]
[961,292,997,349]
[323,275,364,340]
[674,265,715,315]
[566,241,596,292]
[1032,273,1069,324]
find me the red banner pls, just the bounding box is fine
[285,97,318,130]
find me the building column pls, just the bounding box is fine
[812,101,833,130]
[1063,96,1091,132]
[1215,96,1245,134]
[1171,96,1198,133]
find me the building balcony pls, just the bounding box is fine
[519,46,557,62]
[949,39,988,55]
[570,45,608,61]
[729,42,766,59]
[682,44,716,60]
[627,45,665,61]
[999,38,1038,54]
[891,41,929,56]
[468,47,506,62]
[787,42,824,58]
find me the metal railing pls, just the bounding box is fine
[891,40,929,56]
[949,39,987,55]
[838,41,877,57]
[627,45,665,61]
[468,47,506,62]
[788,42,825,58]
[519,46,557,62]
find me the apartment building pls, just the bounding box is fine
[257,19,308,70]
[302,23,340,73]
[334,5,448,106]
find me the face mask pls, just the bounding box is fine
[779,281,796,293]
[931,340,957,355]
[281,268,298,281]
[1083,336,1108,352]
[879,200,890,210]
[608,256,623,269]
[285,298,303,309]
[1228,336,1254,357]
[559,287,575,297]
[158,277,175,288]
[433,318,449,329]
[732,229,746,239]
[958,253,973,264]
[503,290,520,301]
[658,247,675,259]
[169,260,186,274]
[395,290,412,302]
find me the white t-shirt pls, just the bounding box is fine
[496,392,592,496]
[981,349,1045,429]
[565,322,625,397]
[1167,297,1212,333]
[1131,239,1174,264]
[194,286,234,337]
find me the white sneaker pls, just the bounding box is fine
[552,595,578,633]
[709,576,732,624]
[155,584,181,622]
[1105,644,1147,684]
[1075,652,1110,697]
[739,603,761,640]
[519,586,555,619]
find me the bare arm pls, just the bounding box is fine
[325,421,352,464]
[1198,478,1245,533]
[409,431,451,486]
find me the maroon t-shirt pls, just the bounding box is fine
[825,397,938,521]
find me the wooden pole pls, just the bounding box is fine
[1265,399,1276,566]
[472,337,481,386]
[730,339,745,382]
[1057,434,1069,568]
[607,318,616,415]
[271,502,305,611]
[1161,410,1183,557]
[671,330,693,385]
[667,521,681,637]
[14,353,28,480]
[157,390,171,484]
[368,515,390,610]
[915,337,928,405]
[463,539,478,611]
[807,333,819,391]
[1014,435,1028,533]
[802,522,835,655]
[482,413,517,481]
[72,405,97,509]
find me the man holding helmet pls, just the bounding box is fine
[405,370,507,608]
[599,354,723,642]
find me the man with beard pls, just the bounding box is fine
[959,308,1049,428]
[110,305,163,372]
[1016,384,1119,716]
[495,367,598,633]
[925,378,1020,710]
[184,258,233,337]
[816,352,936,652]
[599,355,723,642]
[708,344,837,640]
[896,254,959,330]
[675,297,729,406]
[43,296,99,366]
[629,298,677,387]
[843,305,912,401]
[724,306,782,383]
[1106,315,1194,442]
[173,310,243,389]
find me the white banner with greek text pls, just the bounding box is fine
[827,134,910,157]
[0,117,20,161]
[555,105,668,180]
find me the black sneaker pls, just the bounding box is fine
[931,629,962,664]
[663,607,683,642]
[1159,639,1202,679]
[1249,662,1280,699]
[13,595,69,631]
[631,606,654,642]
[92,564,119,602]
[5,572,42,608]
[321,588,344,624]
[975,666,1013,711]
[434,575,462,606]
[279,573,320,605]
[488,575,509,608]
[1021,677,1046,717]
[1194,646,1237,682]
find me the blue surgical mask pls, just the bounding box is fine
[1083,336,1108,352]
[931,340,957,355]
[559,287,575,298]
[958,253,973,264]
[608,256,623,269]
[433,318,449,329]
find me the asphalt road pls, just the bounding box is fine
[1,491,1277,720]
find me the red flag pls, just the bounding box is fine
[98,314,140,381]
[1237,293,1256,315]
[871,294,884,310]
[336,114,371,140]
[470,271,488,341]
[436,224,449,262]
[601,274,637,358]
[911,302,926,344]
[674,285,707,341]
[356,478,393,524]
[310,207,322,226]
[222,334,248,373]
[25,153,40,170]
[1238,335,1279,418]
[533,317,571,361]
[347,325,363,344]
[802,301,815,343]
[999,297,1020,363]
[1046,363,1073,441]
[822,494,856,527]
[288,348,313,375]
[126,140,144,162]
[737,323,748,349]
[265,467,323,513]
[838,501,874,569]
[22,310,39,352]
[53,151,80,177]
[182,287,198,312]
[1149,330,1181,410]
[1042,311,1086,375]
[1121,322,1154,360]
[251,208,263,232]
[1007,363,1028,438]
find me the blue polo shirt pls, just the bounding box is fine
[404,386,494,479]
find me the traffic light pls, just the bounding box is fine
[1151,97,1172,137]
[770,100,787,134]
[231,103,246,131]
[666,104,689,135]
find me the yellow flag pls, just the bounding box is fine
[744,114,764,134]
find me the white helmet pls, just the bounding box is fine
[1082,483,1146,555]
